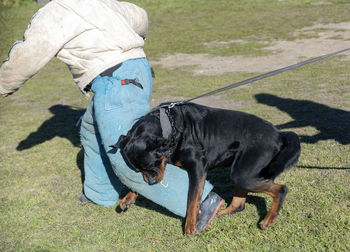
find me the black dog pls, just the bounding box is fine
[111,103,301,235]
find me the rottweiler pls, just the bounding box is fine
[111,102,301,235]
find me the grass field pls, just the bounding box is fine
[1,0,350,251]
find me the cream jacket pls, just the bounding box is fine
[0,0,148,95]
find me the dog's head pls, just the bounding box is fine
[111,117,168,185]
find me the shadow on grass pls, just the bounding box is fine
[255,93,350,170]
[16,104,88,187]
[255,93,350,145]
[115,189,182,220]
[16,104,84,150]
[207,167,268,228]
[117,167,269,230]
[297,165,350,170]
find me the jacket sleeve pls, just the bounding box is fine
[0,2,80,94]
[117,2,148,38]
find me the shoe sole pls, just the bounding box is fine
[198,198,224,233]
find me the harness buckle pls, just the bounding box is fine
[168,101,184,109]
[168,102,176,109]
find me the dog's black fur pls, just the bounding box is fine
[111,103,301,235]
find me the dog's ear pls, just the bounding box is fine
[110,135,129,149]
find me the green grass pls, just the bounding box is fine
[1,1,350,251]
[137,0,350,57]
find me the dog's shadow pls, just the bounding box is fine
[115,167,268,230]
[117,167,270,231]
[115,189,183,221]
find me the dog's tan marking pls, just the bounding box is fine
[174,161,183,167]
[155,156,167,183]
[184,176,206,236]
[143,173,149,183]
[259,183,287,230]
[217,187,247,216]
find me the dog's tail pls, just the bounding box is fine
[262,131,301,180]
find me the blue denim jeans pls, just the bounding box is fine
[80,58,213,217]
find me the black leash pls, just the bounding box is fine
[181,47,350,103]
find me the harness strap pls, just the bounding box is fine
[160,108,172,139]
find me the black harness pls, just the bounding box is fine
[158,102,184,157]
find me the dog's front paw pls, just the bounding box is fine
[184,220,196,236]
[119,200,133,211]
[119,192,138,211]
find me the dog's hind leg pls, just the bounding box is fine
[258,182,288,230]
[228,147,289,229]
[217,186,248,216]
[246,181,288,230]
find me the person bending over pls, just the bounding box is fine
[0,0,223,234]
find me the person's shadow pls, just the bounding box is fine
[17,104,84,150]
[255,93,350,145]
[17,105,86,183]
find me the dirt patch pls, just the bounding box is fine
[311,1,333,5]
[150,22,350,75]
